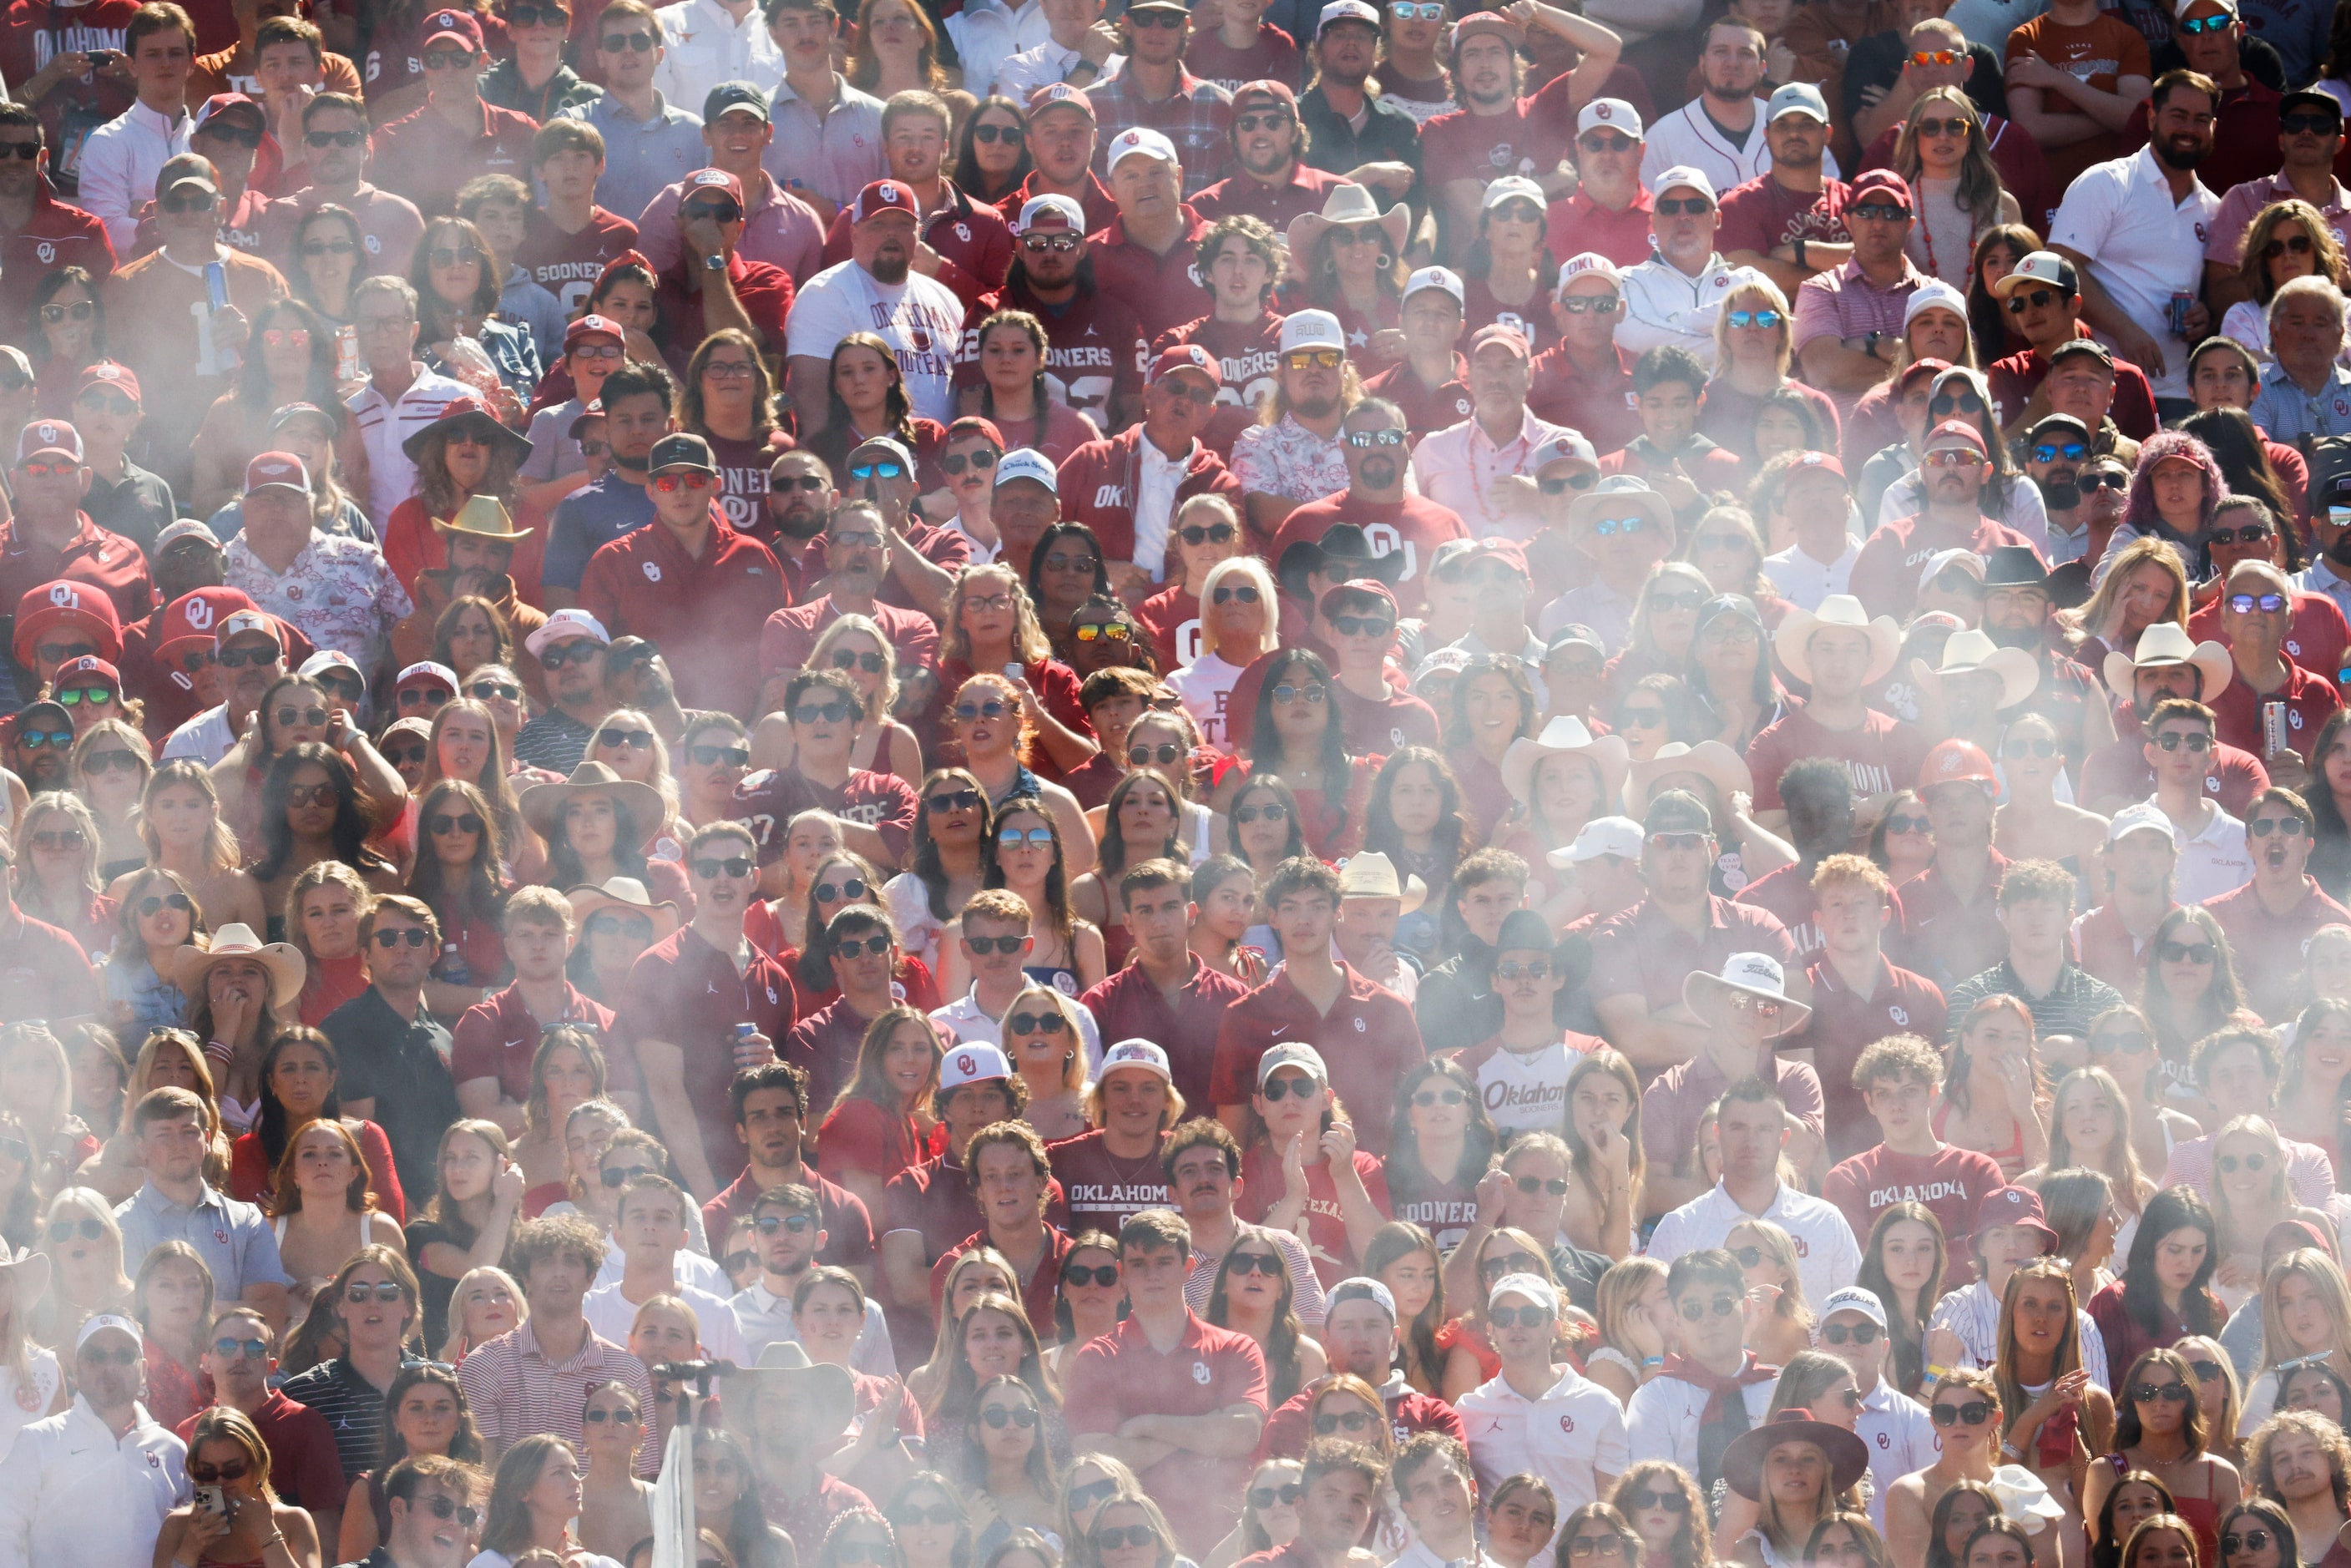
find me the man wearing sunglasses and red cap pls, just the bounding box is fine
[367,8,538,215]
[1061,344,1244,593]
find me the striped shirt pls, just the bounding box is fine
[280,1356,424,1485]
[456,1318,654,1457]
[345,366,472,525]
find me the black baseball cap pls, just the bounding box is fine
[2282,89,2343,121]
[649,432,718,473]
[705,81,771,124]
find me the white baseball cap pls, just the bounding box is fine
[1100,1039,1171,1081]
[939,1042,1014,1090]
[1481,175,1546,213]
[1318,0,1378,28]
[1577,98,1642,138]
[1550,815,1644,869]
[2108,802,2177,846]
[525,608,611,657]
[77,1313,143,1352]
[1558,250,1621,295]
[1818,1286,1888,1330]
[1278,309,1346,355]
[1767,82,1831,124]
[994,448,1057,490]
[1647,164,1717,202]
[1107,126,1180,171]
[1488,1273,1560,1313]
[1403,265,1465,307]
[1015,194,1086,234]
[1904,280,1969,326]
[1256,1041,1327,1089]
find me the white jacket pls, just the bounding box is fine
[0,1396,186,1568]
[77,100,191,254]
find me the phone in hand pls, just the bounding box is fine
[193,1485,228,1520]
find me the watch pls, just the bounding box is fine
[1865,330,1883,358]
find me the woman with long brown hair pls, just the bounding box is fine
[1279,186,1408,366]
[404,776,508,1013]
[381,400,546,606]
[269,1116,408,1287]
[1894,88,2023,290]
[817,1006,943,1215]
[813,332,948,486]
[848,8,975,128]
[963,310,1100,464]
[2222,199,2350,359]
[151,1405,324,1568]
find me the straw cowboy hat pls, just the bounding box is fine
[1722,1408,1871,1501]
[2102,621,2234,706]
[564,877,681,943]
[1501,716,1630,811]
[1287,181,1411,261]
[1928,628,2040,709]
[722,1341,855,1439]
[519,761,667,845]
[1681,950,1812,1036]
[1774,593,1902,685]
[1336,851,1426,915]
[1629,741,1752,812]
[430,494,535,542]
[401,394,532,465]
[172,923,305,1007]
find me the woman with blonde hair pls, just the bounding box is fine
[1894,88,2023,290]
[0,1239,58,1453]
[151,1404,323,1568]
[1731,1216,1817,1365]
[71,718,152,880]
[2175,1333,2244,1465]
[72,1027,231,1201]
[1169,555,1281,756]
[2223,199,2350,359]
[2239,1247,2351,1431]
[2021,1066,2154,1253]
[442,1262,525,1361]
[1,1020,101,1191]
[1588,1255,1671,1404]
[2207,1116,2296,1313]
[937,563,1097,778]
[755,614,925,784]
[133,1238,214,1430]
[32,1184,131,1343]
[582,708,687,847]
[909,1248,1024,1413]
[998,984,1091,1143]
[1935,994,2051,1180]
[407,1116,522,1350]
[1703,274,1842,464]
[1204,1457,1303,1568]
[287,861,374,1028]
[270,1116,407,1287]
[15,792,110,958]
[99,865,205,1038]
[111,757,267,933]
[2062,536,2192,666]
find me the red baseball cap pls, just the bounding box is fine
[1847,168,1912,210]
[1924,417,1989,456]
[13,581,122,669]
[1231,80,1297,115]
[421,8,483,48]
[1027,83,1095,120]
[53,654,119,689]
[245,451,311,496]
[193,93,265,135]
[851,180,919,223]
[1919,737,1998,793]
[681,167,745,205]
[1782,449,1847,485]
[564,313,624,351]
[943,416,1005,448]
[1977,1186,2059,1252]
[1147,344,1222,387]
[74,362,139,403]
[1897,356,1954,392]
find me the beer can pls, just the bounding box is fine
[2264,700,2289,756]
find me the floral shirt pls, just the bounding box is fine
[225,531,415,670]
[1231,412,1349,503]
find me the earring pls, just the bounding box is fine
[1377,253,1394,270]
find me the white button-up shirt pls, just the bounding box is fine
[1624,1371,1776,1476]
[2047,145,2222,400]
[1457,1366,1630,1520]
[1763,541,1861,610]
[583,1278,749,1365]
[731,1278,898,1373]
[949,0,1056,112]
[1616,251,1745,371]
[0,1396,186,1568]
[346,364,472,524]
[1856,1382,1939,1530]
[993,39,1122,104]
[655,0,783,114]
[1929,1277,2111,1388]
[1645,1182,1863,1307]
[932,984,1105,1069]
[1135,435,1186,580]
[78,100,190,253]
[2157,795,2255,905]
[1408,407,1572,539]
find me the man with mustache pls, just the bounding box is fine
[1267,398,1465,620]
[786,179,966,431]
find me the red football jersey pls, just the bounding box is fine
[518,206,642,316]
[957,280,1145,426]
[1155,310,1281,457]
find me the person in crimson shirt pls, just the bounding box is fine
[1732,757,1857,965]
[815,92,1014,307]
[1090,126,1217,345]
[1014,83,1120,235]
[1236,1442,1388,1568]
[0,418,154,632]
[1063,1206,1270,1555]
[1266,399,1466,620]
[2187,501,2346,685]
[1822,1034,2006,1272]
[448,889,614,1130]
[2080,624,2272,818]
[2204,786,2351,1022]
[1060,343,1244,589]
[1210,857,1424,1159]
[1154,212,1285,458]
[179,1305,347,1532]
[761,501,946,681]
[1322,579,1438,756]
[1790,854,1947,1161]
[1079,857,1251,1111]
[1418,10,1605,262]
[731,668,921,872]
[366,9,538,219]
[927,1119,1074,1328]
[1526,253,1642,458]
[2209,552,2344,764]
[0,0,136,211]
[1546,99,1654,271]
[781,904,910,1112]
[1047,1038,1181,1235]
[0,104,115,347]
[515,117,642,317]
[613,820,802,1201]
[1984,251,2161,439]
[1847,419,2041,621]
[1255,1277,1465,1460]
[1715,84,1848,300]
[1361,266,1472,446]
[1637,945,1825,1215]
[1891,741,2015,995]
[1189,79,1352,232]
[646,169,796,377]
[702,1060,879,1277]
[956,192,1145,432]
[1744,594,1926,829]
[576,432,786,718]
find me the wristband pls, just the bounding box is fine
[1927,1363,1957,1383]
[1794,237,1807,269]
[1641,1356,1664,1368]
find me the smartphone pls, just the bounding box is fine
[1002,662,1024,681]
[193,1485,227,1519]
[85,48,121,65]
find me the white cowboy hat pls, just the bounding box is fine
[1774,593,1903,685]
[1682,951,1812,1036]
[519,761,668,847]
[2101,621,2234,706]
[1336,851,1427,915]
[1287,181,1410,262]
[0,1244,49,1307]
[1501,716,1630,812]
[1629,740,1753,812]
[564,877,683,943]
[172,923,304,1006]
[1929,627,2040,710]
[721,1340,856,1439]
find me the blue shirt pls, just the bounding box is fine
[114,1181,289,1301]
[544,470,655,590]
[2250,360,2351,443]
[500,264,569,369]
[559,93,707,232]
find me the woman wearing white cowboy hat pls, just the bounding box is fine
[1284,183,1413,361]
[172,924,306,1133]
[1494,715,1630,908]
[1629,742,1797,895]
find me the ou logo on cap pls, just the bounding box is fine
[1595,104,1611,119]
[957,1053,975,1075]
[185,598,214,630]
[48,584,76,608]
[880,182,899,202]
[36,423,59,444]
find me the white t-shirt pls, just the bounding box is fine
[786,260,966,423]
[1165,650,1250,751]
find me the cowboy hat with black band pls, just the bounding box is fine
[520,761,668,847]
[402,395,533,467]
[1277,522,1405,601]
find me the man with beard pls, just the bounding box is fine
[959,193,1146,430]
[1231,308,1360,542]
[1641,20,1776,194]
[2250,276,2351,441]
[811,90,1009,302]
[0,106,114,337]
[4,699,70,792]
[1790,167,1922,408]
[786,179,966,429]
[390,499,544,675]
[1155,214,1284,457]
[2047,70,2222,412]
[1615,167,1742,367]
[1092,126,1216,342]
[1717,83,1849,297]
[1063,345,1245,591]
[827,432,968,608]
[1418,9,1617,262]
[1981,543,2109,760]
[1848,420,2040,621]
[2295,473,2351,625]
[2080,625,2269,817]
[760,446,835,589]
[1191,76,1353,227]
[1085,0,1231,197]
[1547,100,1652,270]
[1987,250,2161,440]
[1290,12,1420,209]
[2021,413,2097,567]
[542,359,674,604]
[761,498,946,679]
[2207,88,2348,313]
[2121,0,2281,198]
[1013,83,1120,233]
[1269,399,1465,618]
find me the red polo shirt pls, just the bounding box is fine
[1361,354,1474,451]
[1545,186,1654,271]
[1256,1380,1465,1463]
[0,513,151,627]
[2203,877,2351,1024]
[782,995,892,1123]
[367,96,540,217]
[1064,1311,1270,1554]
[701,1162,876,1272]
[2189,592,2349,686]
[1079,953,1251,1116]
[1207,963,1424,1156]
[1585,895,1797,1018]
[612,926,801,1183]
[652,252,796,374]
[1795,955,1948,1159]
[1015,169,1120,235]
[2205,656,2343,762]
[1527,342,1642,456]
[1892,851,2013,994]
[1188,161,1351,231]
[449,981,616,1103]
[577,514,787,718]
[0,185,114,346]
[1086,206,1216,345]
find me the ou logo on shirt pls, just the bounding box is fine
[1361,522,1418,582]
[1191,1362,1212,1384]
[1889,1006,1909,1025]
[1557,1414,1575,1434]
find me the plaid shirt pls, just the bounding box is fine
[1090,66,1235,197]
[456,1318,654,1461]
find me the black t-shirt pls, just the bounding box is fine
[403,1216,462,1350]
[1838,33,2010,130]
[324,988,459,1201]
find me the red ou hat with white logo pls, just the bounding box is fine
[1977,1185,2060,1252]
[53,654,119,690]
[1147,344,1221,387]
[852,180,919,223]
[153,587,260,663]
[245,450,311,497]
[683,167,746,205]
[16,419,80,466]
[422,8,484,48]
[1919,736,1999,793]
[939,1042,1013,1091]
[12,580,121,668]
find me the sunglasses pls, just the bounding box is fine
[38,301,94,324]
[1515,1173,1569,1193]
[2154,731,2213,752]
[794,701,856,724]
[2178,11,2230,28]
[211,1336,267,1360]
[1914,114,1971,135]
[979,1404,1039,1428]
[2249,816,2307,837]
[1558,294,1620,314]
[1009,1010,1068,1035]
[304,129,367,151]
[2030,442,2088,463]
[346,1280,406,1303]
[2131,1382,2194,1404]
[1654,196,1711,215]
[273,705,328,727]
[2080,470,2129,491]
[137,893,195,918]
[468,680,518,702]
[1538,473,1598,497]
[600,28,657,47]
[1313,1408,1381,1432]
[1580,131,1636,152]
[83,748,141,775]
[543,640,605,670]
[1272,682,1325,704]
[999,826,1054,847]
[1821,1320,1880,1344]
[2228,593,2288,614]
[1095,1528,1161,1552]
[1259,1074,1320,1100]
[584,1404,642,1424]
[1932,1399,1995,1425]
[2091,1031,2153,1055]
[927,787,983,813]
[2004,736,2057,758]
[751,1212,817,1233]
[1497,961,1551,982]
[966,936,1028,958]
[1412,1087,1468,1107]
[397,687,451,709]
[47,1218,106,1241]
[584,913,654,941]
[957,700,1011,721]
[1234,802,1288,824]
[972,119,1024,143]
[685,200,744,224]
[848,461,906,479]
[1910,50,1960,65]
[372,927,431,948]
[2160,939,2217,963]
[694,856,756,879]
[427,812,483,837]
[421,47,478,66]
[1062,1262,1119,1287]
[2223,1534,2277,1557]
[1250,1485,1303,1509]
[1591,515,1646,535]
[2005,288,2062,315]
[940,448,998,476]
[599,1163,654,1187]
[1622,1490,1688,1515]
[2217,1152,2268,1173]
[2283,113,2340,134]
[1128,741,1185,765]
[1677,1293,1742,1321]
[1726,309,1781,329]
[0,142,41,162]
[188,1459,252,1483]
[815,877,869,902]
[1285,350,1343,370]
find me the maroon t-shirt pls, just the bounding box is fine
[1046,1128,1174,1237]
[517,205,642,316]
[1527,342,1641,456]
[1746,706,1933,811]
[733,766,922,868]
[2206,657,2343,761]
[1154,310,1283,458]
[1383,1161,1483,1253]
[702,428,795,536]
[1735,861,1827,964]
[1716,174,1851,258]
[1334,680,1441,756]
[1182,21,1299,91]
[1823,1141,2007,1265]
[1208,964,1424,1154]
[1792,956,1949,1159]
[612,927,801,1183]
[1362,355,1474,450]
